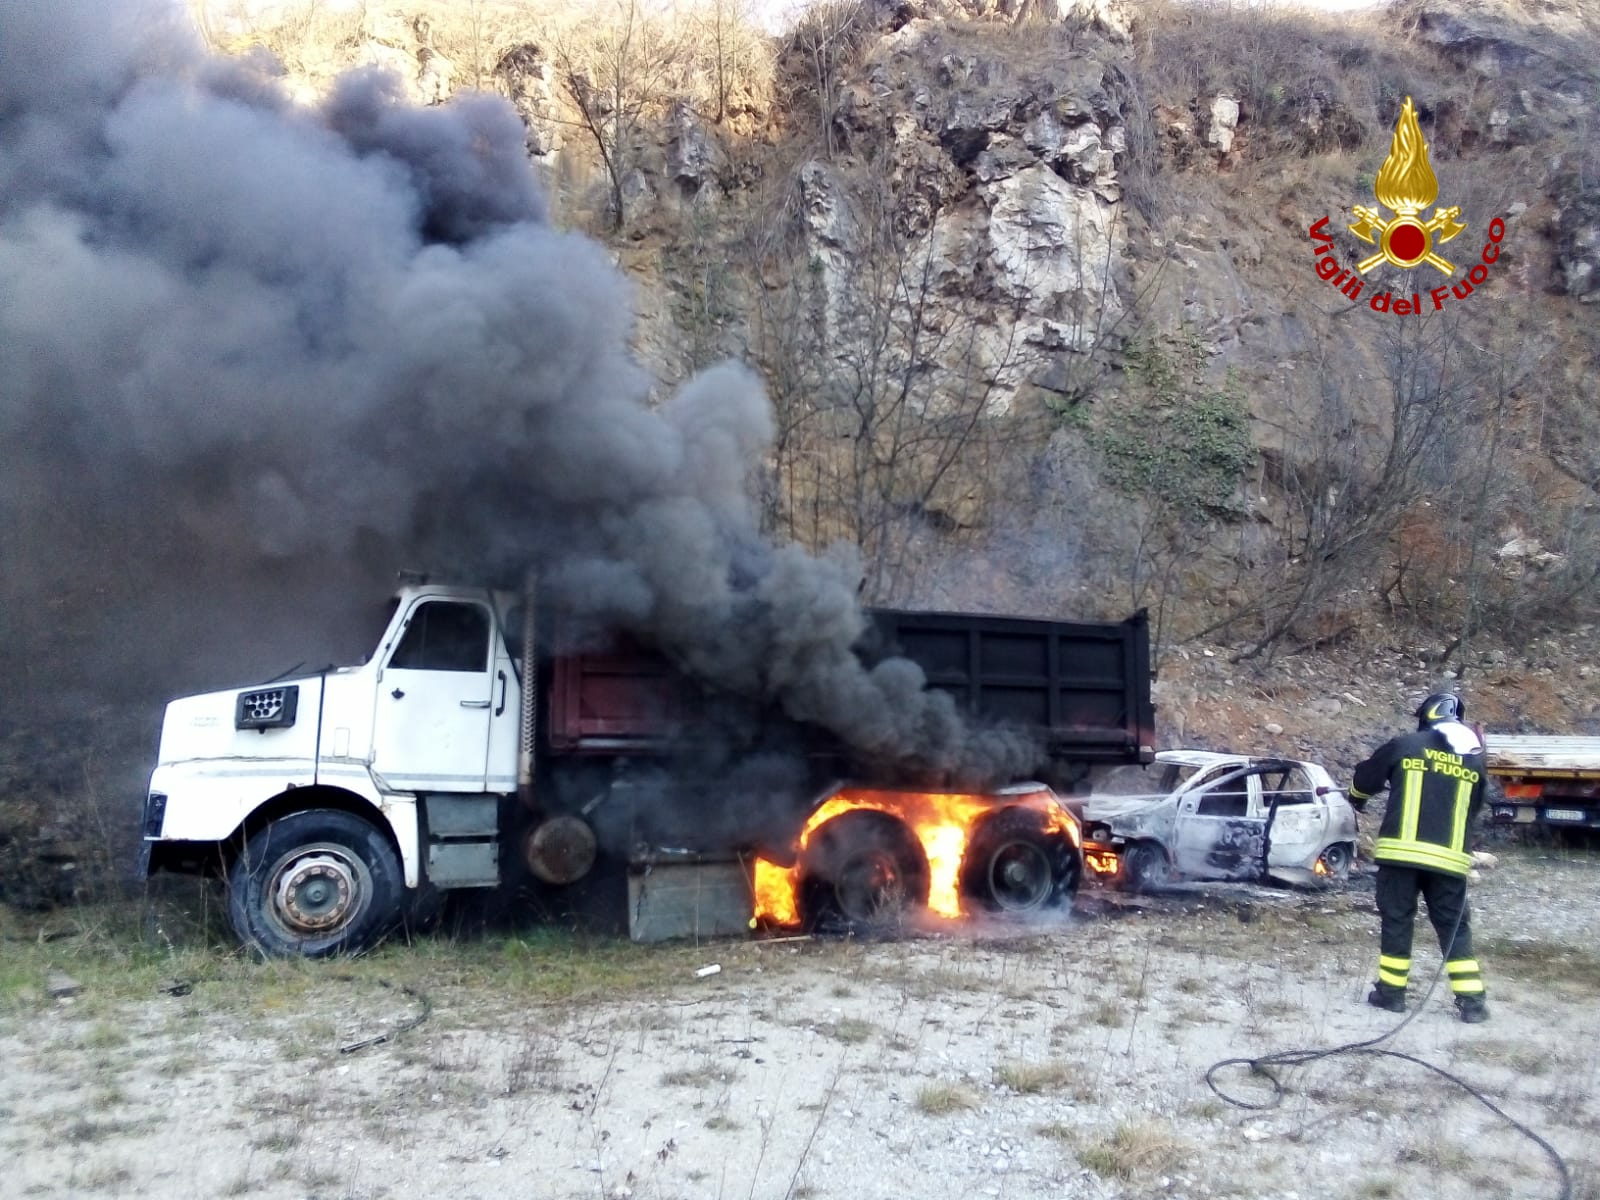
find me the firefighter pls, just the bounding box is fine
[1349,692,1489,1023]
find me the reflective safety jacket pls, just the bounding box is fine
[1350,722,1486,876]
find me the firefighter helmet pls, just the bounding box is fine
[1415,692,1464,729]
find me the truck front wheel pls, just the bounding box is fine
[227,810,403,959]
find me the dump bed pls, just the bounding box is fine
[545,607,1156,774]
[863,608,1155,766]
[1484,735,1600,778]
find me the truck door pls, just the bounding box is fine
[371,598,495,793]
[1172,767,1266,881]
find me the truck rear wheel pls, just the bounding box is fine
[961,807,1079,913]
[227,810,403,959]
[802,811,929,934]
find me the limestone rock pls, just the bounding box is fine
[1207,95,1239,154]
[494,43,563,157]
[982,166,1123,327]
[1412,6,1546,77]
[666,102,719,195]
[416,48,454,106]
[1552,190,1600,302]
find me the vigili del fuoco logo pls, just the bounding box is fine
[1307,96,1504,316]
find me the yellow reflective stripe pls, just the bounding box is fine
[1400,768,1424,841]
[1374,838,1473,875]
[1378,968,1409,987]
[1450,779,1472,851]
[1379,955,1412,971]
[1450,979,1486,995]
[1350,786,1372,800]
[1446,959,1481,975]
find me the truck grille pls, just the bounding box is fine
[235,685,299,730]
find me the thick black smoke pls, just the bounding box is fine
[0,0,1035,784]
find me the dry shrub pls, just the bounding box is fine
[1076,1120,1191,1181]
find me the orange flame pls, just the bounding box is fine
[1374,96,1438,217]
[752,857,801,926]
[1314,857,1330,877]
[1084,849,1120,875]
[751,787,1077,929]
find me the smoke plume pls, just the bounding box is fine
[0,0,1034,784]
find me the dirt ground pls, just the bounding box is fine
[4,846,1597,1200]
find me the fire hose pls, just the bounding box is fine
[1207,803,1571,1200]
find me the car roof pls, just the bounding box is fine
[1154,750,1249,768]
[1154,749,1330,779]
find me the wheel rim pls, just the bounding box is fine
[834,850,911,925]
[1318,844,1351,878]
[985,841,1054,912]
[266,842,371,936]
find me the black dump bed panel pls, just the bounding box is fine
[866,608,1155,766]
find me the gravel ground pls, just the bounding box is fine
[4,851,1597,1200]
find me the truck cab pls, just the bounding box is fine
[145,585,524,955]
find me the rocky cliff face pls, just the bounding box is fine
[199,0,1599,638]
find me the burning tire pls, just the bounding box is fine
[1315,841,1354,883]
[227,810,403,959]
[801,811,929,933]
[960,807,1080,914]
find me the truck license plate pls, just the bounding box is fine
[1544,809,1587,823]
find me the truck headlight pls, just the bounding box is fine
[235,685,299,731]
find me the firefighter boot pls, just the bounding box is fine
[1366,983,1406,1013]
[1455,994,1489,1024]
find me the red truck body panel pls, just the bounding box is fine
[547,649,682,752]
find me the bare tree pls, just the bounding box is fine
[551,0,680,231]
[781,0,868,160]
[1222,315,1480,664]
[694,0,768,125]
[752,169,1046,603]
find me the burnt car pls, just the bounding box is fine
[1077,751,1358,891]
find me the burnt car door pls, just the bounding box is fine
[1171,764,1272,881]
[1253,763,1329,869]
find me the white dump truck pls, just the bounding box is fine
[1485,735,1600,832]
[140,581,1156,956]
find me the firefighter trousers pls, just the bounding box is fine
[1374,864,1485,997]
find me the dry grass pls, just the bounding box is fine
[994,1060,1074,1094]
[1087,1000,1128,1028]
[1076,1121,1191,1182]
[915,1083,979,1115]
[660,1064,730,1088]
[1474,937,1600,992]
[818,1017,875,1044]
[1354,1180,1402,1199]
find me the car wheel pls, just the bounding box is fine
[1121,841,1172,894]
[227,810,403,959]
[961,807,1080,914]
[1315,841,1354,883]
[801,810,929,933]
